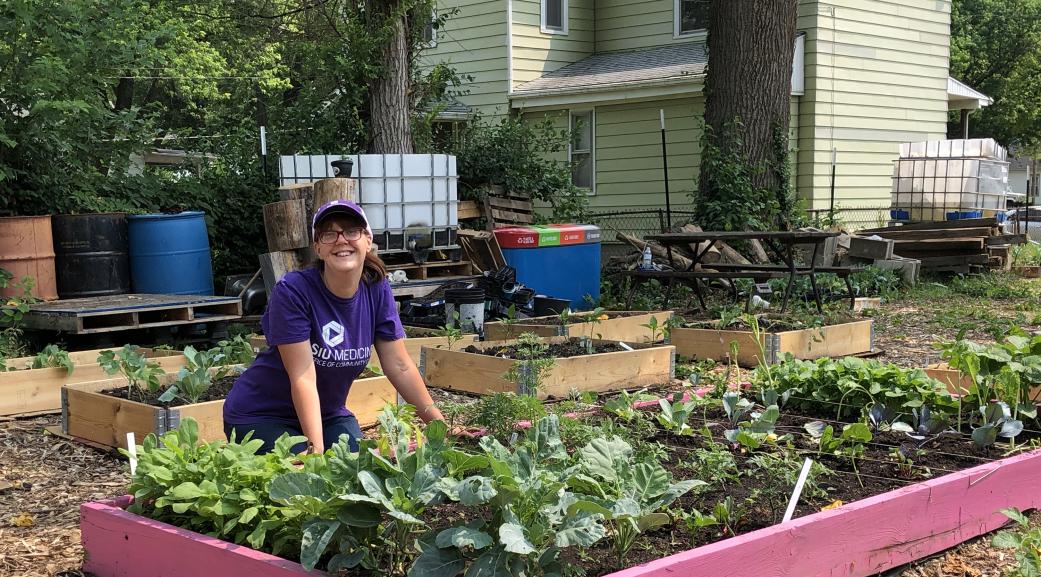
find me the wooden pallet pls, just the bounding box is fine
[385,260,472,280]
[485,189,534,229]
[16,294,242,334]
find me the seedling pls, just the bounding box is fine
[31,344,74,374]
[435,312,464,351]
[804,421,872,487]
[503,332,554,395]
[500,304,520,343]
[98,345,165,401]
[641,315,666,343]
[657,393,696,435]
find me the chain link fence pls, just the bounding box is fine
[587,209,699,259]
[805,207,891,231]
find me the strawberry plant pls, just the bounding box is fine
[31,344,74,374]
[991,508,1041,577]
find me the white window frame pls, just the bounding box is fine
[541,0,569,35]
[422,7,438,48]
[569,109,595,195]
[674,0,708,39]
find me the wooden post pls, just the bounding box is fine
[259,250,309,293]
[313,178,357,208]
[278,182,317,240]
[262,199,309,252]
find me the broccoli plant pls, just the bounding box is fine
[567,435,706,562]
[656,394,696,436]
[97,345,165,401]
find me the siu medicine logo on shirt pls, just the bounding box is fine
[322,320,345,347]
[312,320,370,368]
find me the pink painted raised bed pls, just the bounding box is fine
[82,448,1041,577]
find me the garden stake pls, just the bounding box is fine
[126,432,137,475]
[782,458,814,523]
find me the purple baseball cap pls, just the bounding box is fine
[312,199,373,238]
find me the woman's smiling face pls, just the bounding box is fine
[314,214,371,275]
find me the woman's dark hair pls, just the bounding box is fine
[312,214,388,284]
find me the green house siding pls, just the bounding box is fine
[525,95,802,215]
[595,0,704,53]
[422,0,510,117]
[796,0,951,210]
[511,0,594,89]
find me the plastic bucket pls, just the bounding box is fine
[444,288,485,333]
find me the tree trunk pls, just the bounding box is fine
[370,3,413,154]
[699,0,798,215]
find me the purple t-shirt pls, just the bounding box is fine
[223,268,404,425]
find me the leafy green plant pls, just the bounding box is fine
[415,415,606,577]
[804,421,872,487]
[657,394,696,436]
[603,388,655,422]
[0,268,35,359]
[971,402,1024,449]
[641,316,666,343]
[499,303,520,343]
[97,345,165,400]
[31,344,74,374]
[1011,242,1041,267]
[157,346,237,405]
[434,313,463,351]
[214,335,256,367]
[503,332,555,395]
[568,435,706,562]
[471,392,547,443]
[991,508,1041,577]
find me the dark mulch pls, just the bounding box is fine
[100,375,238,407]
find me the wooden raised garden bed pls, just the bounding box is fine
[0,347,184,416]
[926,362,1041,400]
[419,337,675,398]
[80,447,1041,577]
[1013,265,1041,278]
[62,372,396,450]
[482,310,673,343]
[671,319,873,367]
[250,331,478,369]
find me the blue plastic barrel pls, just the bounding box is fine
[127,212,214,295]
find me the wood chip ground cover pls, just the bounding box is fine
[3,274,1041,576]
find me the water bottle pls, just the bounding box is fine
[641,246,652,270]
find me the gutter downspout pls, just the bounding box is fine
[507,0,514,97]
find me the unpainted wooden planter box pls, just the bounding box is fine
[62,372,396,450]
[926,363,1041,400]
[1013,265,1041,278]
[0,347,185,416]
[483,311,674,343]
[671,319,873,367]
[80,448,1041,577]
[249,333,478,369]
[419,338,675,399]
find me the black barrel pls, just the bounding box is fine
[52,213,131,298]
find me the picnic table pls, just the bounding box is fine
[627,230,856,313]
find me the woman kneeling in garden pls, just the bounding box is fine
[223,200,444,454]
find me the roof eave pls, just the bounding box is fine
[510,75,706,109]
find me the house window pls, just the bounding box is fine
[675,0,709,36]
[422,8,437,47]
[570,110,593,191]
[541,0,568,35]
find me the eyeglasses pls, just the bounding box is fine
[317,229,364,244]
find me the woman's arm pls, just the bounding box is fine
[373,338,444,423]
[278,341,325,454]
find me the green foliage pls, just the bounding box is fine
[503,333,555,395]
[157,346,234,405]
[0,268,36,359]
[443,115,590,223]
[471,392,547,444]
[761,355,958,420]
[98,345,165,399]
[950,0,1041,152]
[214,335,257,368]
[656,394,697,436]
[991,508,1041,577]
[692,120,804,232]
[1012,242,1041,267]
[31,344,74,374]
[434,312,463,350]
